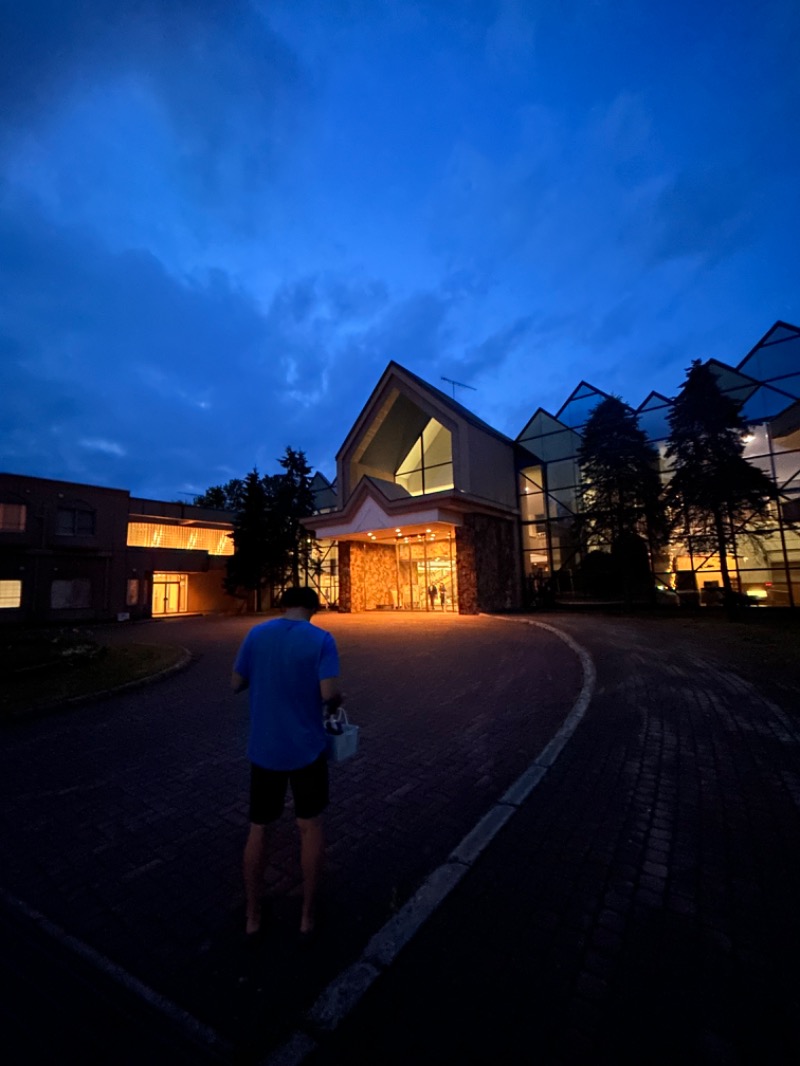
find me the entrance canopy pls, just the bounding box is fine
[310,475,464,544]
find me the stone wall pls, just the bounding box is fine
[456,514,521,613]
[338,541,398,612]
[338,541,353,612]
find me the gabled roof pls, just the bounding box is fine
[337,361,512,461]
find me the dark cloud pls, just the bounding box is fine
[0,197,282,496]
[0,1,307,221]
[458,315,534,378]
[649,166,755,265]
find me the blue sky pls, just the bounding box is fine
[2,0,799,499]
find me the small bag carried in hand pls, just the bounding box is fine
[325,707,359,763]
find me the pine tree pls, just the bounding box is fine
[193,479,244,511]
[577,396,666,601]
[273,447,316,586]
[578,395,665,555]
[224,470,271,610]
[666,360,777,598]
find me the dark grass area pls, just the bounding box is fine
[0,642,187,719]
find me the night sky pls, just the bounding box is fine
[2,0,799,500]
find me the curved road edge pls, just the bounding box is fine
[266,615,596,1066]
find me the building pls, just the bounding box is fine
[308,321,800,612]
[308,362,529,613]
[0,473,235,624]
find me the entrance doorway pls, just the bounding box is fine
[152,572,187,615]
[397,540,458,610]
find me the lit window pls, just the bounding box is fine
[50,578,92,609]
[0,579,22,608]
[56,507,96,536]
[126,522,234,555]
[395,418,454,496]
[0,503,26,532]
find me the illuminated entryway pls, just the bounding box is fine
[152,572,187,615]
[329,521,460,612]
[394,531,458,610]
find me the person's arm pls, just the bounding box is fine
[320,675,342,714]
[231,671,249,694]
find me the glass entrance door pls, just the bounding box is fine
[395,536,458,611]
[152,572,188,615]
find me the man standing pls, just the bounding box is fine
[231,586,342,941]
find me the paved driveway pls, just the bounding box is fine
[0,612,582,1055]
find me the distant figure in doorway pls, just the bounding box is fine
[231,586,342,942]
[428,584,438,608]
[439,583,446,608]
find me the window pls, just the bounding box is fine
[50,579,92,609]
[126,522,234,555]
[56,506,96,536]
[0,503,26,532]
[126,578,140,606]
[395,418,454,496]
[0,580,22,608]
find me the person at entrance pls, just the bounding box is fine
[428,583,437,608]
[231,586,342,941]
[439,583,446,608]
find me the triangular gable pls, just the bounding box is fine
[337,361,510,466]
[637,391,672,411]
[516,408,582,462]
[556,381,612,428]
[635,391,673,443]
[737,321,800,385]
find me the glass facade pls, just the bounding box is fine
[127,521,233,556]
[516,322,800,606]
[395,418,454,496]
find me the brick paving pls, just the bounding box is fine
[304,615,800,1066]
[2,612,800,1063]
[0,612,579,1060]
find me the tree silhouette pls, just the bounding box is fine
[193,479,244,511]
[202,448,318,610]
[224,470,271,611]
[577,395,665,598]
[666,360,777,599]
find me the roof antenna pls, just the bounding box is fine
[441,376,477,400]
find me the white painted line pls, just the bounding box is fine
[305,961,382,1032]
[501,764,548,806]
[0,887,231,1057]
[362,862,470,969]
[448,803,516,865]
[5,615,595,1066]
[264,615,596,1066]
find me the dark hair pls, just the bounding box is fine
[279,586,321,612]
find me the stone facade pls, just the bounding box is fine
[456,514,521,613]
[338,541,398,612]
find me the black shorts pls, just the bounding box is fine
[249,752,329,824]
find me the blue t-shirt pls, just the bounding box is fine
[233,618,340,771]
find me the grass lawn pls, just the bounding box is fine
[0,643,187,720]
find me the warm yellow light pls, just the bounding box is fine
[127,521,233,556]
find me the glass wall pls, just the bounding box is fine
[516,323,800,606]
[395,419,454,496]
[127,521,233,555]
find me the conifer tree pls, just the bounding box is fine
[578,395,665,570]
[224,469,271,610]
[666,360,777,598]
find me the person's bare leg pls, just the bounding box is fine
[243,823,268,935]
[297,815,325,934]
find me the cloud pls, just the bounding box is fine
[0,1,310,232]
[648,166,755,265]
